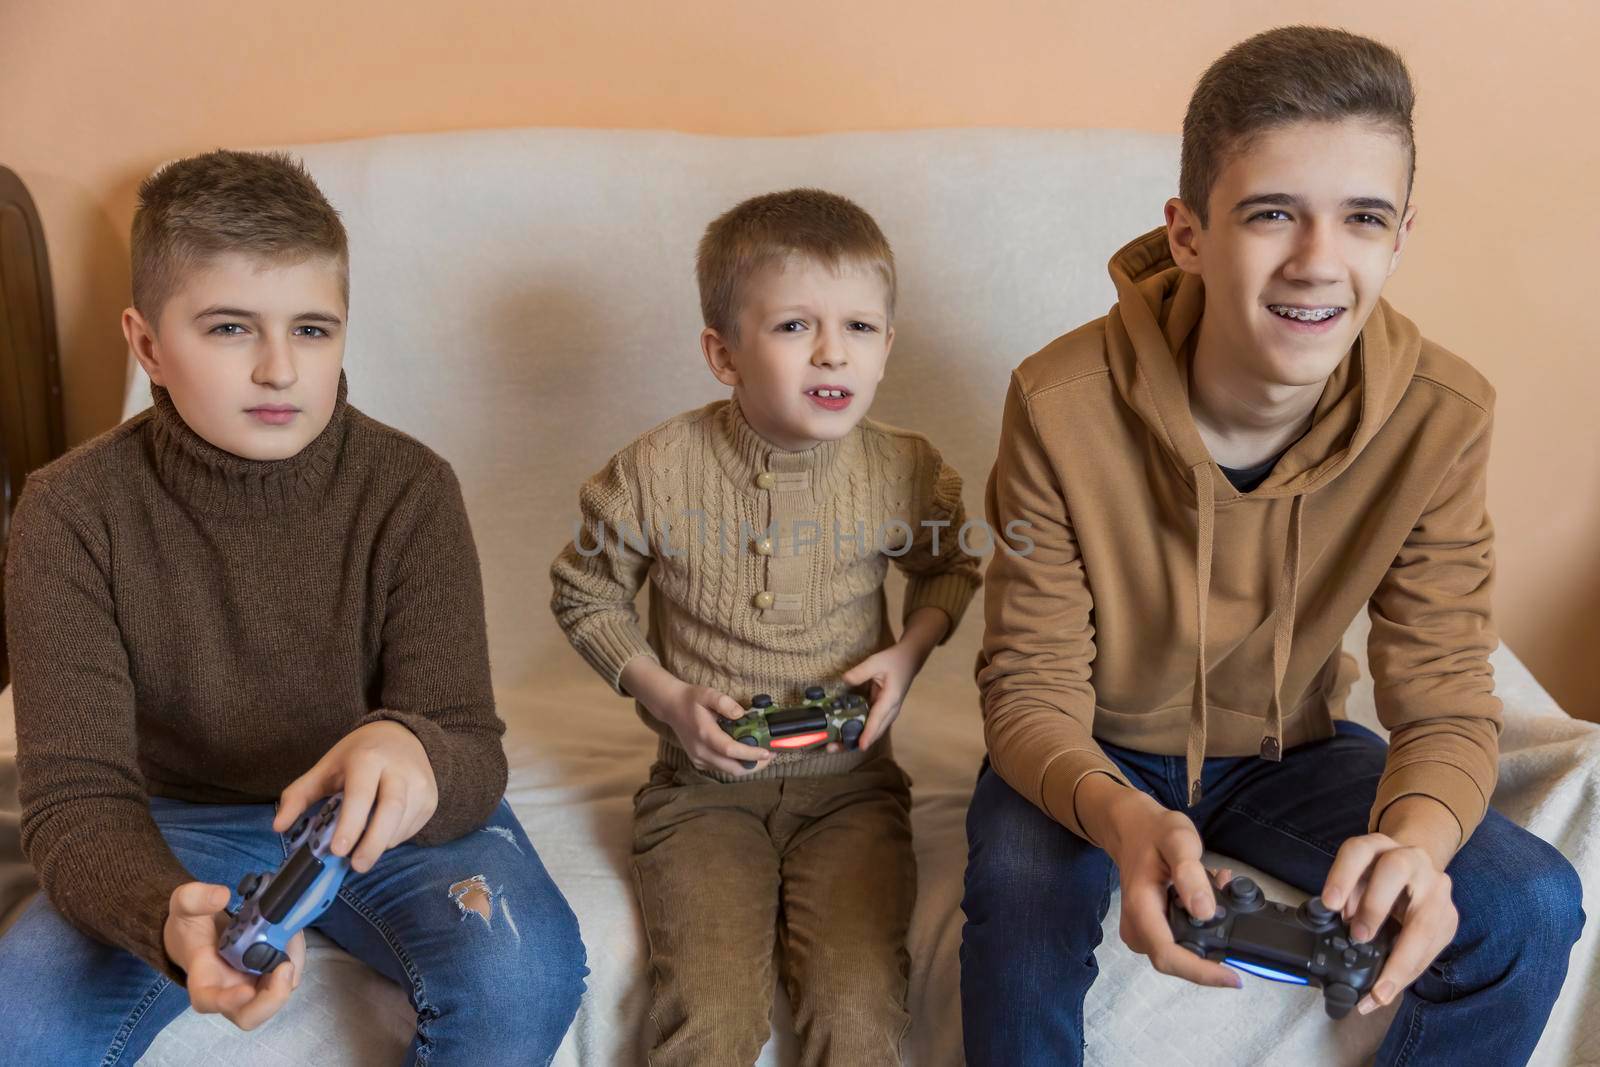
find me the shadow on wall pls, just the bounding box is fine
[1517,498,1600,721]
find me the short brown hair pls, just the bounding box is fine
[1180,26,1416,226]
[696,188,896,343]
[131,149,349,324]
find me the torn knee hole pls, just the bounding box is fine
[448,875,493,925]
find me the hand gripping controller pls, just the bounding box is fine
[1168,876,1398,1018]
[220,793,351,975]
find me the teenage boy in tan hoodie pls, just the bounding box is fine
[961,26,1583,1067]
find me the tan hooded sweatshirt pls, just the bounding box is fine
[977,228,1500,844]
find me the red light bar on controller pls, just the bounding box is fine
[771,731,830,749]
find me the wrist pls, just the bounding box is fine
[1378,794,1461,870]
[1076,772,1150,853]
[899,607,949,663]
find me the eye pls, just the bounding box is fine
[847,321,878,333]
[294,325,332,338]
[776,320,807,333]
[1349,213,1389,228]
[209,323,248,337]
[1247,209,1292,223]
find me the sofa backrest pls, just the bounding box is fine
[123,128,1180,686]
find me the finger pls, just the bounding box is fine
[1149,943,1243,989]
[229,961,296,1030]
[332,759,383,857]
[274,758,337,833]
[857,693,898,751]
[704,747,770,777]
[1357,909,1443,1016]
[1209,868,1234,889]
[840,658,879,688]
[1170,857,1217,922]
[171,882,231,920]
[287,932,308,991]
[190,977,257,1016]
[710,726,772,766]
[351,779,408,873]
[711,693,747,722]
[1322,836,1382,912]
[1352,853,1413,943]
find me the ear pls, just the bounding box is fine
[701,326,740,388]
[1388,202,1418,278]
[122,306,165,386]
[1165,197,1205,275]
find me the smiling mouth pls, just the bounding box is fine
[1268,304,1346,323]
[805,388,852,399]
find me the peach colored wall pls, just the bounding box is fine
[2,1,1596,714]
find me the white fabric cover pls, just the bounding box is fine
[0,127,1593,1064]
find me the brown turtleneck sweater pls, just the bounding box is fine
[551,398,982,782]
[3,374,506,976]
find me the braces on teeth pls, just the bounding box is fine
[1271,306,1342,322]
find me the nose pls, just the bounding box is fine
[811,328,848,370]
[251,333,298,390]
[1280,217,1343,289]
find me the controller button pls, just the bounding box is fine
[237,873,263,899]
[242,942,284,972]
[804,686,825,701]
[1343,949,1358,967]
[1332,936,1349,951]
[1225,877,1262,907]
[1324,982,1359,1019]
[752,694,773,709]
[1356,942,1378,958]
[1303,896,1337,923]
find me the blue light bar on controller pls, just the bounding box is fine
[1224,958,1310,985]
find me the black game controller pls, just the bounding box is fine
[1167,876,1398,1018]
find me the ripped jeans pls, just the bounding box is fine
[0,797,587,1065]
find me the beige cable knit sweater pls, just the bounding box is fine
[551,398,981,781]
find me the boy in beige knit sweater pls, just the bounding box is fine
[551,189,980,1065]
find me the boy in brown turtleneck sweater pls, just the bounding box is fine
[551,189,981,1064]
[0,150,585,1063]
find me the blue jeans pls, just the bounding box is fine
[960,721,1585,1066]
[0,797,587,1065]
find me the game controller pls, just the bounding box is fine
[220,793,351,975]
[1167,876,1398,1018]
[720,685,870,770]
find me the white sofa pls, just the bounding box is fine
[2,127,1596,1065]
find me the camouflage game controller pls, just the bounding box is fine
[720,685,869,770]
[220,793,351,975]
[1168,877,1399,1018]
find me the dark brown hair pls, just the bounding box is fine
[132,149,348,323]
[1180,26,1416,226]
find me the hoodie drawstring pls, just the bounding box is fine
[1186,469,1306,807]
[1187,462,1214,805]
[1263,494,1304,763]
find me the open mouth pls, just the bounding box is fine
[805,386,853,411]
[1268,304,1346,325]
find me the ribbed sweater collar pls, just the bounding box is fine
[148,373,349,518]
[708,396,849,499]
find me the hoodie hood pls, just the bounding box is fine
[1102,227,1424,802]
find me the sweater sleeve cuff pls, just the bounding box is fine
[572,619,659,694]
[1037,749,1134,842]
[39,832,188,982]
[359,709,507,845]
[1368,759,1487,843]
[903,572,978,646]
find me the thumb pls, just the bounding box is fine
[712,693,746,721]
[171,882,230,920]
[275,757,338,832]
[841,658,876,687]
